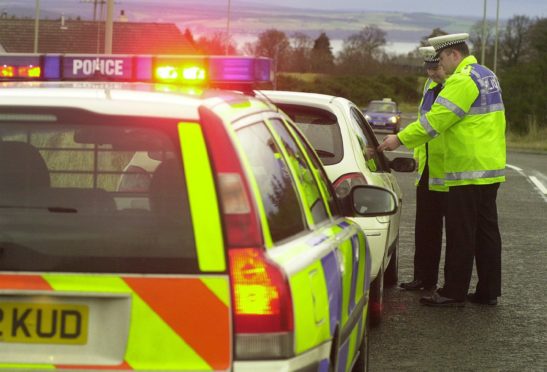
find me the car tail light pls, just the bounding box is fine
[229,248,293,333]
[333,172,367,198]
[229,248,294,359]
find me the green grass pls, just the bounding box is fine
[506,126,547,152]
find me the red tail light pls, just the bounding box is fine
[333,172,368,198]
[229,248,293,333]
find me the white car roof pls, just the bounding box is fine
[258,90,341,106]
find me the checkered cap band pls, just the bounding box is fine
[433,39,466,52]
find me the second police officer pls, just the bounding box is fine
[399,46,447,292]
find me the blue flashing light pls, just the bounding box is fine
[43,55,61,80]
[0,54,273,86]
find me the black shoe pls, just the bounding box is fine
[467,292,498,306]
[420,291,465,307]
[400,279,436,291]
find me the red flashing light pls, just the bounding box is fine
[0,65,14,78]
[0,54,272,85]
[0,64,41,78]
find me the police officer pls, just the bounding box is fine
[379,33,506,306]
[399,46,447,291]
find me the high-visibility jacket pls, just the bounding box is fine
[413,78,448,192]
[399,55,506,186]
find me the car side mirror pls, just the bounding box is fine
[390,157,416,172]
[339,185,398,217]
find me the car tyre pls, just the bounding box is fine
[369,273,383,327]
[384,237,399,286]
[352,314,370,371]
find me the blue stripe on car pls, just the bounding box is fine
[321,250,342,337]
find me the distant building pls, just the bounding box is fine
[0,18,198,54]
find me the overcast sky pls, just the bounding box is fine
[257,0,547,19]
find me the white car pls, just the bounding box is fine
[259,90,415,324]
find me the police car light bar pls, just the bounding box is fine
[0,54,273,86]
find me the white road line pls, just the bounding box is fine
[529,176,547,195]
[506,164,523,172]
[507,163,547,202]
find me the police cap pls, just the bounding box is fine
[418,46,439,68]
[428,33,469,56]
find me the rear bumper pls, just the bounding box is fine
[233,341,331,372]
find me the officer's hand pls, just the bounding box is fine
[378,135,401,152]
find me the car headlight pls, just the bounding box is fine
[365,114,371,121]
[389,116,398,124]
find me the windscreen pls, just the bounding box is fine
[0,109,198,274]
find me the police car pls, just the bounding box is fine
[0,54,398,371]
[256,90,415,325]
[363,98,401,134]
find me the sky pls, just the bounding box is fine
[255,0,547,19]
[3,0,546,20]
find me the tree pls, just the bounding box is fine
[195,32,237,55]
[469,20,495,66]
[183,28,195,46]
[337,26,386,74]
[255,29,291,72]
[419,28,448,47]
[501,15,533,68]
[310,32,334,73]
[500,17,547,133]
[288,32,313,72]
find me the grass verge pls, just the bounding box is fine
[506,126,547,152]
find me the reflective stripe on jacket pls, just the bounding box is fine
[399,55,506,186]
[413,78,448,192]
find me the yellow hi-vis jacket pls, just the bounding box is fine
[399,55,506,186]
[413,78,448,192]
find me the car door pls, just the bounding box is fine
[348,106,402,249]
[233,114,370,371]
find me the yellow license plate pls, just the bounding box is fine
[0,302,89,345]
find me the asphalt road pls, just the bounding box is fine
[370,127,547,370]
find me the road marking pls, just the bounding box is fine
[506,164,523,172]
[507,163,547,202]
[529,176,547,195]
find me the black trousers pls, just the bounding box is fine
[414,184,445,286]
[441,183,502,301]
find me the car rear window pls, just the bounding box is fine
[0,109,198,274]
[276,103,343,166]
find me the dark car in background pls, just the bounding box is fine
[363,98,401,134]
